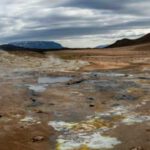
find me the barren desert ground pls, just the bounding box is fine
[0,44,150,150]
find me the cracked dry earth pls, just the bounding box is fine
[0,48,150,150]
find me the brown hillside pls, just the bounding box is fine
[107,33,150,48]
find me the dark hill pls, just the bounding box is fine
[0,41,64,52]
[107,33,150,48]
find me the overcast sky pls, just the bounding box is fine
[0,0,150,48]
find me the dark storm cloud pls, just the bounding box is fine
[0,0,150,47]
[63,0,128,10]
[62,0,149,15]
[1,18,150,42]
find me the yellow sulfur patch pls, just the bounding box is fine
[72,119,112,132]
[56,143,61,150]
[127,87,143,95]
[111,115,125,122]
[79,145,90,150]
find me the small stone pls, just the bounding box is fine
[146,128,150,132]
[20,125,25,129]
[112,103,120,107]
[89,104,95,107]
[32,136,45,142]
[36,110,43,114]
[67,78,85,85]
[49,103,55,106]
[101,101,106,104]
[31,98,36,102]
[88,97,95,101]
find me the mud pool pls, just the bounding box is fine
[27,76,73,92]
[38,76,72,84]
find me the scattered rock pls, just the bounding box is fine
[49,103,55,106]
[138,77,150,80]
[67,78,85,85]
[89,104,95,107]
[32,136,45,142]
[36,110,44,114]
[20,125,25,129]
[111,103,120,107]
[28,98,43,107]
[87,97,95,101]
[36,110,48,114]
[146,128,150,132]
[115,94,138,101]
[31,98,36,102]
[30,91,40,97]
[101,101,106,104]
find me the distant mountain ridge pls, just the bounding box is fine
[95,44,108,48]
[107,33,150,48]
[0,41,64,51]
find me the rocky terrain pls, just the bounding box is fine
[0,43,149,150]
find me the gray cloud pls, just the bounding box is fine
[0,0,150,47]
[62,0,150,15]
[63,0,129,10]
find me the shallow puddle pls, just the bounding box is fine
[27,76,72,92]
[91,72,126,77]
[38,76,72,84]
